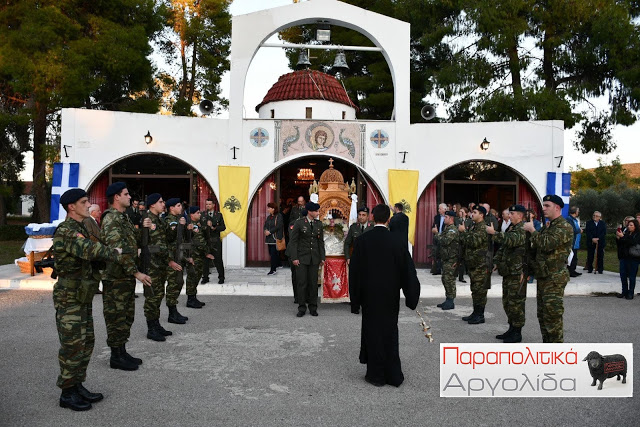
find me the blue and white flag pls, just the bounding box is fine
[50,163,80,222]
[546,172,571,217]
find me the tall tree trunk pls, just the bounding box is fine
[0,192,6,226]
[32,102,49,223]
[542,27,555,91]
[507,36,527,121]
[178,39,188,100]
[187,40,198,103]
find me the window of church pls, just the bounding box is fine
[270,109,274,118]
[306,107,312,119]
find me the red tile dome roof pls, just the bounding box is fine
[255,69,358,112]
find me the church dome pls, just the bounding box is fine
[255,69,358,112]
[319,160,344,184]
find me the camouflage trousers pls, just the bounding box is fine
[441,260,457,299]
[166,262,188,306]
[186,255,204,296]
[53,282,94,389]
[102,279,135,347]
[502,274,526,328]
[468,265,489,307]
[536,274,569,343]
[144,269,167,321]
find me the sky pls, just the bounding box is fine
[19,0,639,180]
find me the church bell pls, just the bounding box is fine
[331,51,349,75]
[296,50,311,70]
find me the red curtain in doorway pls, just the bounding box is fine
[365,180,383,217]
[518,181,540,218]
[88,172,109,212]
[196,175,217,210]
[246,175,276,263]
[414,180,437,265]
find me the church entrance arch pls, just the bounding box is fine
[86,153,217,213]
[413,160,541,267]
[246,155,384,266]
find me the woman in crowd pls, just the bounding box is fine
[615,219,640,299]
[264,202,284,275]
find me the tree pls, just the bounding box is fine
[157,0,232,116]
[570,157,640,192]
[0,1,163,222]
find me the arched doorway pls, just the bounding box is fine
[413,160,541,267]
[86,154,217,211]
[246,155,384,266]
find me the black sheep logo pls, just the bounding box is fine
[583,351,627,390]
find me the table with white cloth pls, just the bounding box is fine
[23,237,53,276]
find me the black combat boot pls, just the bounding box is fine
[436,299,448,308]
[147,319,166,342]
[195,297,205,306]
[186,295,203,309]
[155,320,173,336]
[461,306,478,321]
[503,327,522,343]
[120,344,142,365]
[496,324,514,340]
[76,383,104,403]
[59,385,92,411]
[168,305,188,324]
[467,305,485,324]
[440,298,455,310]
[110,347,138,371]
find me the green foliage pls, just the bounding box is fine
[570,157,640,192]
[571,184,640,230]
[0,225,27,241]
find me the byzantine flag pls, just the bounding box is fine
[218,166,250,241]
[388,169,419,245]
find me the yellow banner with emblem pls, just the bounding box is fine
[388,169,419,245]
[218,166,250,241]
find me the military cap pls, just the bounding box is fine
[357,206,369,214]
[445,210,456,217]
[473,205,487,215]
[305,201,320,212]
[105,182,126,197]
[188,206,200,214]
[509,204,527,213]
[166,198,180,208]
[543,194,564,208]
[60,188,87,206]
[146,193,162,207]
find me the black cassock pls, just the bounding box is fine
[349,226,420,386]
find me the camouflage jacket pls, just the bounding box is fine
[493,221,527,276]
[52,217,120,281]
[148,211,171,266]
[461,221,488,269]
[188,221,210,257]
[165,213,187,262]
[200,210,226,242]
[436,223,460,262]
[530,216,573,280]
[100,208,140,281]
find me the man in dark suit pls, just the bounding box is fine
[389,202,409,242]
[349,204,420,387]
[585,211,606,273]
[431,203,447,275]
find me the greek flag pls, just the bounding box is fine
[50,163,80,222]
[546,172,571,217]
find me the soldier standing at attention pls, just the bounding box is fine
[344,206,373,265]
[100,182,152,371]
[164,198,190,324]
[488,204,528,342]
[289,201,325,317]
[52,189,122,411]
[143,193,173,342]
[186,206,214,308]
[433,210,459,310]
[524,195,573,343]
[201,198,226,284]
[458,205,489,324]
[287,196,306,302]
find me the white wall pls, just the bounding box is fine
[258,99,356,120]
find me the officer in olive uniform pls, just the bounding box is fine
[287,196,306,302]
[488,204,528,342]
[201,198,226,284]
[344,206,373,263]
[433,210,460,310]
[459,205,489,324]
[53,189,122,411]
[524,195,573,343]
[100,182,152,371]
[186,206,213,308]
[164,198,190,325]
[289,201,326,317]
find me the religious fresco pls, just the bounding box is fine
[249,128,269,147]
[275,120,365,166]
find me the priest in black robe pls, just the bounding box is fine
[349,204,421,387]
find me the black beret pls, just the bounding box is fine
[166,198,180,208]
[509,204,527,213]
[60,188,87,206]
[543,194,564,208]
[357,206,369,213]
[305,202,320,212]
[473,205,487,215]
[188,206,200,214]
[105,182,126,198]
[146,193,162,207]
[445,210,456,217]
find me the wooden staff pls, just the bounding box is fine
[593,240,598,273]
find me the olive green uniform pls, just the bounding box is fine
[165,214,188,306]
[343,221,373,260]
[493,222,528,328]
[435,223,460,299]
[461,221,489,307]
[289,217,326,313]
[186,221,210,297]
[201,210,226,282]
[143,212,171,321]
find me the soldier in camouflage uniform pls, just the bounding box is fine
[459,205,489,324]
[52,189,122,411]
[524,195,573,343]
[100,182,152,371]
[143,193,173,342]
[433,210,460,310]
[344,206,373,264]
[201,198,226,284]
[186,206,214,308]
[488,204,528,342]
[164,198,190,324]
